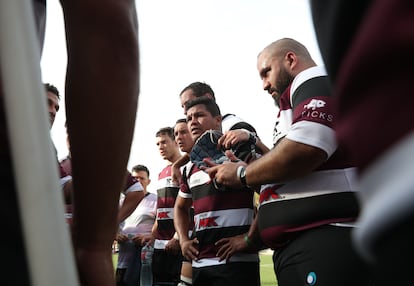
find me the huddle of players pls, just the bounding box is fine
[151,81,268,286]
[153,36,373,286]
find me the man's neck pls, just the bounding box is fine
[167,152,182,164]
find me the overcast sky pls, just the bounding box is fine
[42,0,323,192]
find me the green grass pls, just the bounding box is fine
[113,251,278,285]
[113,253,118,271]
[259,252,278,286]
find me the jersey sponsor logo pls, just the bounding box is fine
[196,216,219,230]
[165,177,178,187]
[259,184,282,204]
[157,210,171,220]
[188,168,211,188]
[191,178,201,185]
[301,110,334,122]
[304,99,326,110]
[301,99,333,122]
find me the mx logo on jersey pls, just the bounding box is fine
[157,210,171,220]
[197,216,219,230]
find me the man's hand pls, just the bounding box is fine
[115,233,128,243]
[165,238,181,255]
[218,129,250,150]
[204,150,246,188]
[215,234,250,262]
[132,234,153,246]
[171,163,182,185]
[180,238,200,261]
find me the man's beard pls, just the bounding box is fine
[273,67,294,107]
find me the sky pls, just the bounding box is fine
[42,0,323,193]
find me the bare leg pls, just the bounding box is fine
[60,0,139,284]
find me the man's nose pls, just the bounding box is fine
[263,80,270,91]
[49,108,56,117]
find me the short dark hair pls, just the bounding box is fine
[155,126,175,140]
[175,118,187,125]
[44,83,60,100]
[185,97,221,118]
[179,82,215,100]
[131,164,150,177]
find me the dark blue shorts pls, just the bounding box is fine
[192,261,260,286]
[273,225,373,286]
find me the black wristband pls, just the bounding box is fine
[248,132,257,145]
[237,165,248,186]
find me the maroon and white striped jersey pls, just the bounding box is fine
[154,164,180,250]
[180,163,258,268]
[259,66,360,249]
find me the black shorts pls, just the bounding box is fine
[273,225,373,286]
[192,261,260,286]
[115,268,127,286]
[152,249,183,285]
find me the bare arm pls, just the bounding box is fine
[151,218,158,238]
[207,138,327,188]
[60,0,139,285]
[246,138,327,186]
[171,153,190,185]
[117,191,145,224]
[174,196,199,260]
[62,179,73,204]
[218,129,270,156]
[255,138,270,155]
[174,196,192,242]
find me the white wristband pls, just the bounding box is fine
[173,232,179,241]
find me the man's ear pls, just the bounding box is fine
[285,51,297,70]
[215,115,222,130]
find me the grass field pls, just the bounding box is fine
[113,250,278,285]
[259,252,278,286]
